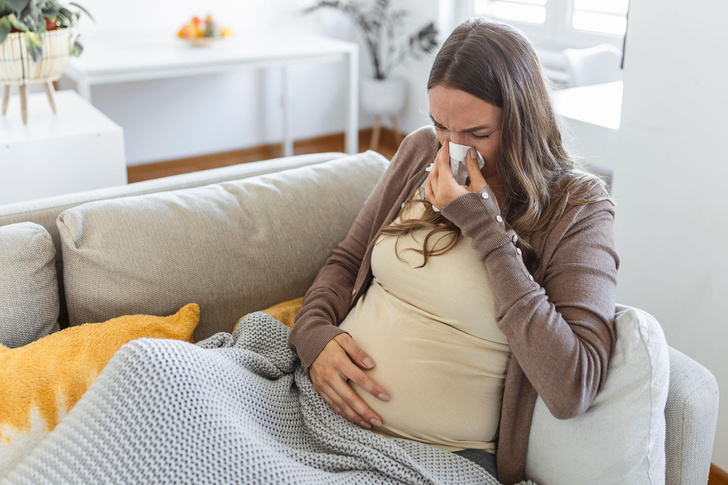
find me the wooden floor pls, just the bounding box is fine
[127,128,402,183]
[711,464,728,485]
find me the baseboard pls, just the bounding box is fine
[127,127,402,184]
[711,463,728,485]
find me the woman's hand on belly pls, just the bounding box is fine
[310,333,391,429]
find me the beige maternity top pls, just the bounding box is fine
[338,188,511,453]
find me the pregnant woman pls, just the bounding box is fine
[288,17,619,485]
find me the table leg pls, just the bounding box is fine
[45,82,57,114]
[346,49,359,154]
[370,115,382,152]
[281,65,294,157]
[2,85,10,115]
[19,85,27,124]
[77,81,92,103]
[389,115,403,144]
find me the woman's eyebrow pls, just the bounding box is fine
[428,114,492,132]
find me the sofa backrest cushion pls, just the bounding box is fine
[0,151,346,329]
[0,222,60,348]
[57,151,390,341]
[524,304,669,485]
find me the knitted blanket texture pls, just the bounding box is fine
[4,312,534,485]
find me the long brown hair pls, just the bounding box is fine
[377,18,611,280]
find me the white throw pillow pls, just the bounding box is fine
[524,305,669,485]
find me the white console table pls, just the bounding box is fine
[63,32,360,156]
[0,90,127,205]
[551,81,623,177]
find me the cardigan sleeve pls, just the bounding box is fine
[287,129,435,373]
[286,175,387,373]
[441,185,619,419]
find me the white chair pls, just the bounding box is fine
[563,44,623,87]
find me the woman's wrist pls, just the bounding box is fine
[441,187,515,257]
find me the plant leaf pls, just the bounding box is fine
[7,13,28,31]
[0,17,11,45]
[25,30,42,62]
[56,7,74,27]
[1,0,30,16]
[69,2,93,22]
[43,4,60,18]
[71,38,83,56]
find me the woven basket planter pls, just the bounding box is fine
[0,28,76,86]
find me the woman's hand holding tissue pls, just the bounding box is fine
[424,141,489,211]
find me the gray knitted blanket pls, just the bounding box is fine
[5,312,532,485]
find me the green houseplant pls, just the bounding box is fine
[305,0,438,147]
[0,0,91,61]
[305,0,437,81]
[0,0,92,123]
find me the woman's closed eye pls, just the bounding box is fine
[433,123,490,140]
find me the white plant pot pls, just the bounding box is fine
[360,77,407,116]
[0,28,76,85]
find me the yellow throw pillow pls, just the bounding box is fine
[0,303,200,475]
[235,297,304,332]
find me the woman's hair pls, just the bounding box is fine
[377,18,612,280]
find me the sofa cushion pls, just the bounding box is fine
[524,304,669,485]
[0,222,59,348]
[234,296,304,332]
[58,151,390,342]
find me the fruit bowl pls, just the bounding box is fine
[177,15,233,47]
[179,36,227,47]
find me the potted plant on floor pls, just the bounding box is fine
[305,0,438,149]
[0,0,91,123]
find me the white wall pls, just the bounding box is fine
[612,0,728,469]
[64,0,439,165]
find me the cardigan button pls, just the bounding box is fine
[352,289,357,296]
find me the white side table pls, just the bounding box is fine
[551,81,623,178]
[0,90,127,205]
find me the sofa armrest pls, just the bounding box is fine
[665,346,719,485]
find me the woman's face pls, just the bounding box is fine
[428,85,503,180]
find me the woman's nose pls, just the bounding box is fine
[449,132,465,145]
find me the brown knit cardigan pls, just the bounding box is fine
[287,126,619,484]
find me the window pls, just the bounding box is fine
[472,0,628,49]
[571,0,628,36]
[474,0,548,25]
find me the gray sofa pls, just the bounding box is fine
[0,149,719,484]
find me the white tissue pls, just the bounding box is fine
[423,142,485,212]
[448,141,485,185]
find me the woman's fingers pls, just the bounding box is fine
[317,386,372,429]
[334,333,374,369]
[328,366,384,426]
[313,360,384,428]
[424,175,437,210]
[310,335,389,429]
[436,140,449,178]
[465,148,487,192]
[334,334,391,401]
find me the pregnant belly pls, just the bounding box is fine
[338,282,509,451]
